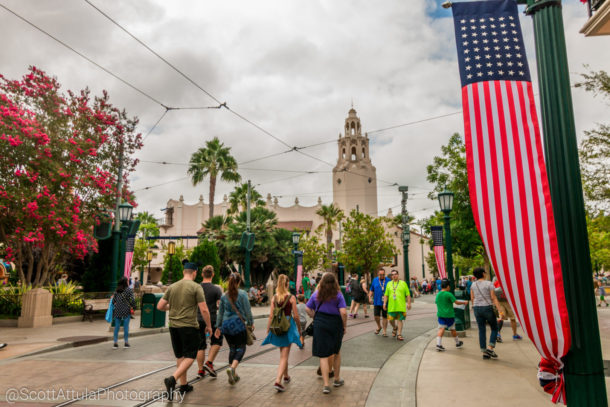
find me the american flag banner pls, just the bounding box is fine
[123,235,135,279]
[430,226,447,280]
[451,0,571,403]
[295,253,303,294]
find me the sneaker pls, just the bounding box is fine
[455,341,464,348]
[496,335,503,343]
[113,343,119,350]
[436,345,446,352]
[234,374,241,383]
[323,386,331,394]
[513,334,523,340]
[124,343,130,348]
[164,376,176,401]
[484,348,498,359]
[333,379,345,387]
[178,384,193,394]
[204,361,217,378]
[227,368,236,385]
[197,370,206,378]
[283,376,291,384]
[0,343,6,350]
[274,383,285,392]
[482,353,491,360]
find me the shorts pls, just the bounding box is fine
[387,312,406,321]
[438,317,455,329]
[496,300,515,320]
[198,320,223,350]
[374,305,388,318]
[169,327,200,359]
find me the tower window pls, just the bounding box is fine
[368,177,372,183]
[362,147,366,158]
[351,147,357,160]
[342,148,346,159]
[337,178,342,184]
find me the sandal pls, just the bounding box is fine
[397,335,404,341]
[392,328,397,337]
[375,328,381,335]
[382,333,388,337]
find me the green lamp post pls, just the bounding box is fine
[438,189,454,292]
[166,241,176,285]
[399,186,410,282]
[110,201,133,293]
[292,232,301,278]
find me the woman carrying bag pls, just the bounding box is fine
[111,277,136,349]
[216,273,253,385]
[262,274,302,392]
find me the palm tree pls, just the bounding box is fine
[227,182,266,215]
[188,137,241,218]
[316,203,344,266]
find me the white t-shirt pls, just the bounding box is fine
[472,280,494,307]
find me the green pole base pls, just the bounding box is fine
[564,371,607,406]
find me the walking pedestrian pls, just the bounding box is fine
[383,270,411,341]
[369,267,391,336]
[348,273,360,317]
[215,273,253,386]
[157,263,213,400]
[435,280,468,351]
[493,277,522,342]
[471,267,501,359]
[302,273,312,300]
[296,294,308,348]
[112,277,136,349]
[306,272,347,394]
[358,275,370,318]
[196,265,223,378]
[597,281,608,307]
[262,274,302,392]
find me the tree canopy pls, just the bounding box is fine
[227,182,265,215]
[0,67,141,286]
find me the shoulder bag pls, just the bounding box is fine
[227,296,256,346]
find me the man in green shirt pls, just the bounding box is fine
[435,280,469,351]
[157,262,212,400]
[383,269,411,341]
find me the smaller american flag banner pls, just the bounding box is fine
[123,235,135,278]
[430,226,447,279]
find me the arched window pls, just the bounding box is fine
[362,147,366,158]
[351,147,357,160]
[342,148,346,159]
[350,122,356,135]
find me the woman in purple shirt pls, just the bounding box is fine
[306,273,347,394]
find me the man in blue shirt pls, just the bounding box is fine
[369,267,392,336]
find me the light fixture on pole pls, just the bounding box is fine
[292,232,300,278]
[146,249,153,285]
[438,189,455,292]
[110,201,133,292]
[167,241,176,285]
[398,186,410,282]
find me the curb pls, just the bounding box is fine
[13,313,270,360]
[365,327,437,407]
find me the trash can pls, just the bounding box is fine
[140,293,166,328]
[341,286,352,306]
[453,289,471,331]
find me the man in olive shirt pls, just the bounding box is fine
[157,263,212,400]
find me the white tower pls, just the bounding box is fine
[332,107,378,216]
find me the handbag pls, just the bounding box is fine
[305,299,323,337]
[226,297,256,346]
[105,297,114,323]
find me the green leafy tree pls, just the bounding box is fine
[300,232,332,274]
[339,210,397,276]
[227,183,265,215]
[426,133,487,266]
[161,243,190,284]
[190,239,222,284]
[587,215,610,274]
[188,137,241,218]
[199,215,233,276]
[315,203,344,269]
[224,207,292,284]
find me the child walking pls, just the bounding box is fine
[435,280,469,351]
[598,282,608,307]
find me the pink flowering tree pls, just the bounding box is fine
[0,67,142,287]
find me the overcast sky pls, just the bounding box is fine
[1,0,607,223]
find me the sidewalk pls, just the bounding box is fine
[0,305,270,361]
[417,308,610,406]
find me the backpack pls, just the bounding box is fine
[270,295,291,336]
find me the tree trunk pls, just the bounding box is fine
[209,175,216,219]
[326,227,333,272]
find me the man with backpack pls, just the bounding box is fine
[493,277,522,342]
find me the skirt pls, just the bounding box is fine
[262,316,302,348]
[312,311,344,358]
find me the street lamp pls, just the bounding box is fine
[438,189,454,291]
[167,241,176,285]
[110,201,133,292]
[146,249,153,285]
[292,232,300,278]
[399,186,410,282]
